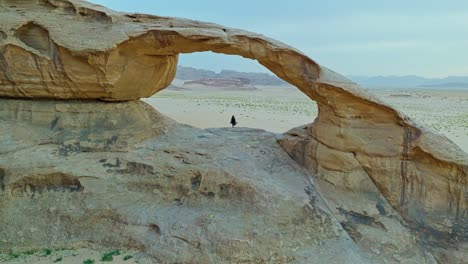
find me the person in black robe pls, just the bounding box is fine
[230,115,237,127]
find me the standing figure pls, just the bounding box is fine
[230,115,237,127]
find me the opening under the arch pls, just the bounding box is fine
[143,53,318,133]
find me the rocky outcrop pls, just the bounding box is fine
[0,98,441,263]
[0,99,357,262]
[277,85,468,247]
[0,0,467,263]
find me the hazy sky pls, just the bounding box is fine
[90,0,468,77]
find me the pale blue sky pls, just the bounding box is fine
[90,0,468,77]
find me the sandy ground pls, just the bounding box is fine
[144,85,317,134]
[143,84,468,154]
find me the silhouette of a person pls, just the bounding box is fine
[230,115,237,127]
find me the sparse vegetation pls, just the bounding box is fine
[151,91,317,116]
[147,88,468,152]
[8,252,20,259]
[5,249,37,260]
[101,249,121,261]
[0,248,136,263]
[42,248,52,256]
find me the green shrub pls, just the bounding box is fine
[43,249,52,256]
[101,250,120,262]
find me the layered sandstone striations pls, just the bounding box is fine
[0,0,467,263]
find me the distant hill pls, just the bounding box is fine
[176,66,288,86]
[176,66,468,89]
[348,75,468,88]
[417,83,468,88]
[183,77,258,91]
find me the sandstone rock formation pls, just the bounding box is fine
[0,99,439,263]
[0,0,467,263]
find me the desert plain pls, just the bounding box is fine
[144,81,468,154]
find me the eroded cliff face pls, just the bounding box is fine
[0,0,467,263]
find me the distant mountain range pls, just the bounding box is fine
[176,66,288,86]
[183,78,258,91]
[176,66,468,88]
[347,75,468,88]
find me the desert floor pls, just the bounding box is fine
[143,85,468,154]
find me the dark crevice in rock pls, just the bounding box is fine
[191,172,202,191]
[49,116,59,130]
[410,218,466,250]
[171,236,200,249]
[304,186,318,207]
[0,168,5,192]
[114,162,156,175]
[338,208,386,231]
[376,198,387,216]
[148,223,161,235]
[218,183,242,199]
[10,173,83,197]
[58,136,119,156]
[76,7,112,23]
[103,158,121,168]
[202,191,215,198]
[0,50,14,84]
[340,221,362,242]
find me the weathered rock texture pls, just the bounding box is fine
[0,0,467,263]
[0,99,440,263]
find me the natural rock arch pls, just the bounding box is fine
[0,0,466,244]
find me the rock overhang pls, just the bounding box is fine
[1,0,324,101]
